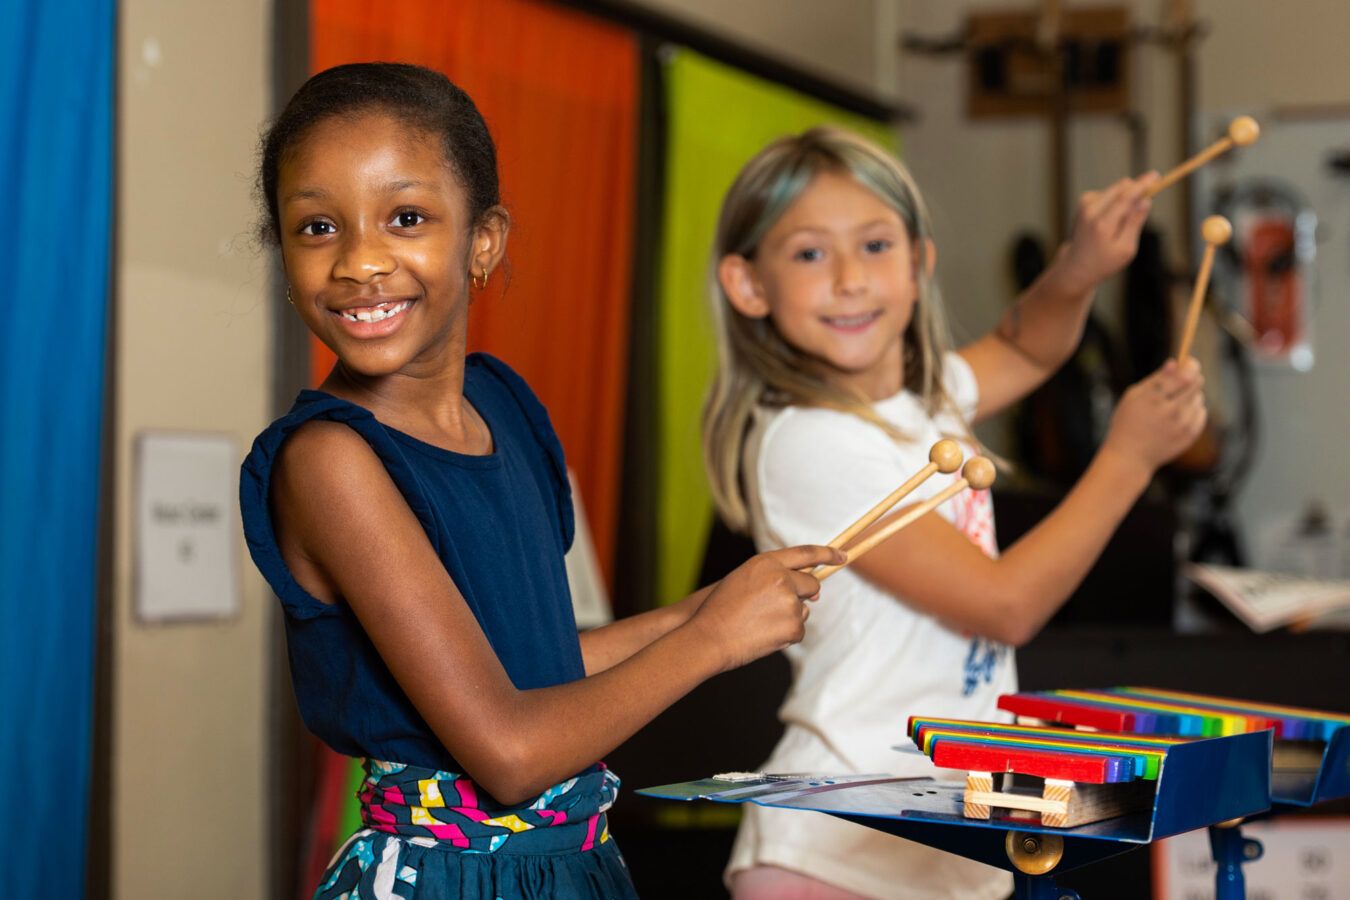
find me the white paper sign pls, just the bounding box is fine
[1153,818,1350,899]
[135,431,239,622]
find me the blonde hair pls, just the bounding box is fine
[702,126,969,533]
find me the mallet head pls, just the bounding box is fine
[1228,116,1260,147]
[963,457,997,491]
[930,439,964,474]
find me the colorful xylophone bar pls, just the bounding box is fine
[1118,688,1350,742]
[907,716,1188,784]
[997,688,1350,743]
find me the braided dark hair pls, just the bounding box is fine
[257,62,499,243]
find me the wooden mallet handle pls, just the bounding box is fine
[814,457,997,582]
[1176,215,1233,363]
[824,439,963,550]
[1146,116,1259,198]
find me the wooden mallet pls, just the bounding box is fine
[824,439,964,551]
[1146,116,1259,198]
[1175,215,1233,363]
[814,456,997,582]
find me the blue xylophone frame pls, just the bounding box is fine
[1270,721,1350,806]
[639,731,1272,899]
[1000,689,1350,806]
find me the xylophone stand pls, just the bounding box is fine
[1208,820,1264,900]
[1006,831,1081,900]
[640,729,1276,900]
[1012,873,1079,900]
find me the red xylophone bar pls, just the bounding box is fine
[998,693,1142,732]
[931,739,1135,784]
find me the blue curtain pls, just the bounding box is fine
[0,1,115,897]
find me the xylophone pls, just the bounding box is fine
[640,724,1271,900]
[907,716,1189,828]
[998,687,1350,807]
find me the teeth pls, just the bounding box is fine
[826,312,879,327]
[344,301,410,323]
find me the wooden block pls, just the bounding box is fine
[963,772,993,819]
[961,782,1061,821]
[962,775,1155,828]
[1045,779,1154,828]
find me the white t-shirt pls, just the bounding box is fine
[726,352,1015,900]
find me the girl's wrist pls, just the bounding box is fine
[669,613,734,677]
[676,583,715,625]
[1092,443,1156,494]
[1045,247,1100,300]
[670,598,698,633]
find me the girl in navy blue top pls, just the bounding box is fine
[240,63,843,899]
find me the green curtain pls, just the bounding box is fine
[654,50,898,605]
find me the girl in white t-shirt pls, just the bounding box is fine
[702,127,1207,899]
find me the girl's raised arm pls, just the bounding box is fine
[959,174,1156,422]
[272,420,841,805]
[845,359,1204,646]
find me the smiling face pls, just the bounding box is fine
[276,111,505,382]
[720,169,921,400]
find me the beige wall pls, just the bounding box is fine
[897,0,1350,327]
[634,0,894,100]
[897,1,1176,356]
[1195,0,1350,541]
[114,1,272,897]
[895,0,1350,539]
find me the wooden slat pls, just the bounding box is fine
[1115,687,1346,741]
[908,716,1185,748]
[918,729,1163,780]
[998,693,1139,732]
[933,739,1132,783]
[1054,690,1270,736]
[1120,687,1350,724]
[964,772,993,819]
[962,774,1155,827]
[1043,778,1154,828]
[1048,691,1217,736]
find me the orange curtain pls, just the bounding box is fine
[308,0,638,587]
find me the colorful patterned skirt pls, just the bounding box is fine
[315,759,638,899]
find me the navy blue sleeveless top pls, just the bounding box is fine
[239,353,585,772]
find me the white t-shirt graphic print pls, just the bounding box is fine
[726,352,1013,900]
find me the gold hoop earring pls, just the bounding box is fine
[472,269,487,291]
[286,286,294,305]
